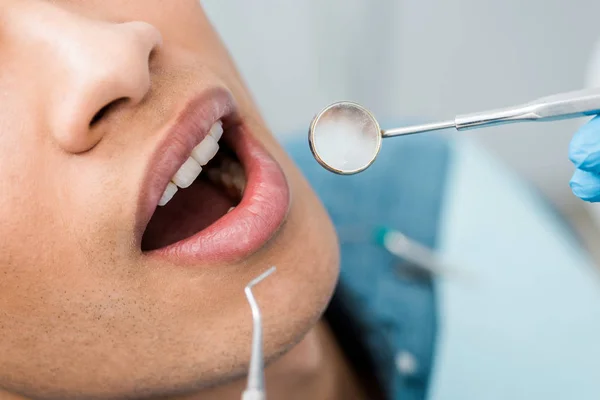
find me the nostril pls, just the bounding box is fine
[90,98,127,127]
[90,105,110,126]
[149,47,159,64]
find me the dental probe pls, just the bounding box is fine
[242,266,276,400]
[309,87,600,174]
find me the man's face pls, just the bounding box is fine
[0,1,339,398]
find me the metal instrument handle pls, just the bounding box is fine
[455,87,600,130]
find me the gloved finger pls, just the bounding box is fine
[570,168,600,202]
[569,115,600,173]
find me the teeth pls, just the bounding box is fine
[221,158,233,171]
[233,174,246,192]
[229,161,244,178]
[220,171,233,188]
[177,121,224,188]
[205,156,246,199]
[227,207,235,213]
[209,120,224,141]
[158,120,232,207]
[191,135,219,166]
[158,182,178,206]
[191,121,222,167]
[172,157,202,189]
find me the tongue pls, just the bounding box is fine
[142,179,235,251]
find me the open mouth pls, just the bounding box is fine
[137,89,290,264]
[142,120,243,251]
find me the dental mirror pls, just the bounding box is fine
[310,88,600,174]
[308,102,382,175]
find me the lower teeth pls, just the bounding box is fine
[206,156,246,199]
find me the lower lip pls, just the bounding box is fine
[145,125,291,265]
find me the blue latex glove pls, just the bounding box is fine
[570,116,600,202]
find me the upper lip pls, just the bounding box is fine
[135,87,237,242]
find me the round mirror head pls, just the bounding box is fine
[309,102,382,175]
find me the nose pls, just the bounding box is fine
[10,5,163,153]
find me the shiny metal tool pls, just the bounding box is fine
[309,87,600,174]
[242,266,276,400]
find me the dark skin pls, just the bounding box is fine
[0,1,369,399]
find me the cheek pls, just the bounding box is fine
[60,157,140,257]
[0,118,53,267]
[0,108,132,312]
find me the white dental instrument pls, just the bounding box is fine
[242,266,276,400]
[308,87,600,174]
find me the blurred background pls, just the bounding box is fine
[203,0,600,259]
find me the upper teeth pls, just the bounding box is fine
[158,120,224,206]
